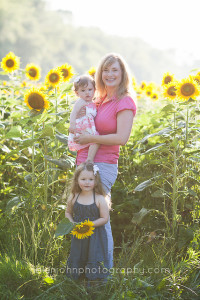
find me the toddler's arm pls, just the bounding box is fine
[69,98,87,133]
[86,144,100,162]
[92,196,109,227]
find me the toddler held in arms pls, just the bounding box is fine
[68,75,99,162]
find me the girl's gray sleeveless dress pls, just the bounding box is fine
[66,192,110,280]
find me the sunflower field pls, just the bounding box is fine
[0,52,200,299]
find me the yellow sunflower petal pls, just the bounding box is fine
[162,72,175,86]
[176,76,200,101]
[151,93,159,101]
[45,67,63,88]
[88,67,96,78]
[1,52,20,73]
[163,81,177,100]
[71,219,94,239]
[25,63,41,81]
[24,87,49,111]
[59,63,74,82]
[140,81,147,90]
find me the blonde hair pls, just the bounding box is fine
[73,74,95,92]
[95,53,132,99]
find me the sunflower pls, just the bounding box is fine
[140,81,147,90]
[24,87,49,111]
[21,81,27,87]
[191,75,200,85]
[146,88,152,97]
[1,52,20,73]
[45,67,63,88]
[162,72,174,86]
[176,76,200,101]
[59,63,74,82]
[88,66,96,78]
[71,219,94,239]
[163,82,177,100]
[151,93,159,101]
[132,76,137,87]
[25,63,41,81]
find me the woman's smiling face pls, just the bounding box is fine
[102,60,122,89]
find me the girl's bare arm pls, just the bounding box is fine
[65,194,75,223]
[92,196,109,227]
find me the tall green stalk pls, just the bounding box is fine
[172,107,178,235]
[43,121,48,205]
[31,125,35,207]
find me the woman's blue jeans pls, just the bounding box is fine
[94,162,118,269]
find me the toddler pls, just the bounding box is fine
[68,75,99,161]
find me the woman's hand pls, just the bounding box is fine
[74,133,93,144]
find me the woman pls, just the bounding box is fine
[74,53,137,268]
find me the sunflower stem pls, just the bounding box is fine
[172,105,178,235]
[182,105,189,212]
[31,126,35,207]
[43,121,48,205]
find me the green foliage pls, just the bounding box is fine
[0,57,200,298]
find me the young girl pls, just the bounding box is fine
[68,75,99,162]
[65,162,111,281]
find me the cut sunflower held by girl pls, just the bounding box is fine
[65,162,111,281]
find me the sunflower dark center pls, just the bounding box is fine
[147,90,151,95]
[152,95,157,99]
[49,73,59,83]
[29,68,37,77]
[141,84,145,89]
[164,76,172,84]
[28,93,44,109]
[6,59,14,68]
[76,225,90,234]
[181,83,195,96]
[168,86,176,96]
[62,69,68,78]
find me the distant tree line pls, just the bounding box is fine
[0,0,196,83]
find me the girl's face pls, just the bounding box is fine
[78,170,95,192]
[76,81,95,102]
[102,60,122,89]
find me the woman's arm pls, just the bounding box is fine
[74,110,134,146]
[92,196,109,227]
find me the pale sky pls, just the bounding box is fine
[46,0,200,64]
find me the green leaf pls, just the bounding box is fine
[139,127,172,143]
[28,108,45,117]
[143,143,166,154]
[132,208,150,224]
[55,218,75,237]
[1,145,11,153]
[6,197,23,212]
[5,126,22,138]
[134,179,153,192]
[44,277,54,284]
[161,104,176,113]
[151,190,164,198]
[39,126,54,138]
[21,138,37,147]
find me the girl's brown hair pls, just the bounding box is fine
[95,53,132,99]
[73,75,95,92]
[70,162,105,197]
